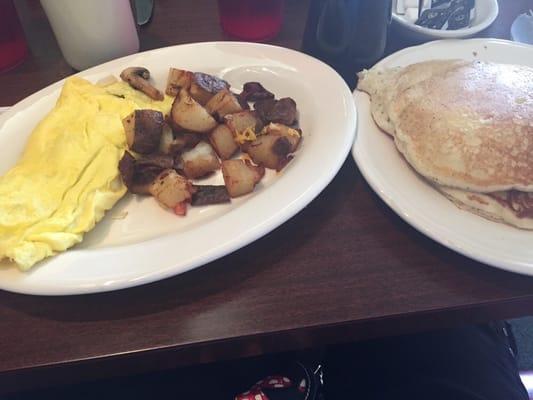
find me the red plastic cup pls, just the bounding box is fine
[218,0,284,42]
[0,0,28,73]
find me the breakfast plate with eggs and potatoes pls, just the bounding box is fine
[0,42,356,295]
[353,38,533,277]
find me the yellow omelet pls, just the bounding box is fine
[0,76,173,270]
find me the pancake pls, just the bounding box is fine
[357,60,468,136]
[357,59,533,230]
[389,61,533,192]
[357,66,400,135]
[438,185,533,230]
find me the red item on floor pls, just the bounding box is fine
[236,375,292,400]
[218,0,284,42]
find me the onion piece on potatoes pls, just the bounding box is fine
[171,89,218,133]
[224,110,263,145]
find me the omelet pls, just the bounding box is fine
[0,76,173,270]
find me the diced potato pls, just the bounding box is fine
[262,123,302,152]
[225,110,261,134]
[189,82,214,105]
[221,159,265,198]
[244,123,302,171]
[122,109,164,154]
[166,68,193,96]
[224,110,263,144]
[244,135,287,170]
[171,89,218,133]
[189,73,230,105]
[159,124,198,155]
[181,141,220,179]
[149,169,193,209]
[209,124,239,160]
[205,89,243,118]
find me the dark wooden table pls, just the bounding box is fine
[2,0,533,395]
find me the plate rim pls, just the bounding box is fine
[352,38,533,277]
[0,41,357,295]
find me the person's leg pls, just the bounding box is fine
[324,322,528,400]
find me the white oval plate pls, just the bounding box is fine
[0,42,356,295]
[353,38,533,277]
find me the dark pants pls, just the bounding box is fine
[324,322,529,400]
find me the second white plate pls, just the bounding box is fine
[353,38,533,276]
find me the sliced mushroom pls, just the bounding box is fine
[122,109,164,154]
[120,67,164,101]
[171,89,218,133]
[166,68,194,96]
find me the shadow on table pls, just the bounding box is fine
[365,177,533,296]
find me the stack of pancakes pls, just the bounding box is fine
[357,59,533,229]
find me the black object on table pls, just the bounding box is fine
[301,0,391,87]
